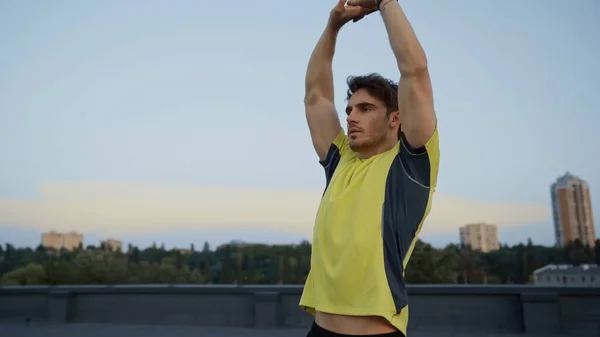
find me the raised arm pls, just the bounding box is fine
[305,0,374,160]
[347,0,437,148]
[304,25,341,161]
[379,0,436,148]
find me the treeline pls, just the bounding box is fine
[1,238,599,286]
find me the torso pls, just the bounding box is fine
[299,129,440,336]
[315,311,397,334]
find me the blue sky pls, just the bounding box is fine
[0,0,598,249]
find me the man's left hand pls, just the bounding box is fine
[346,0,378,11]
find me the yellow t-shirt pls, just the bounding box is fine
[299,127,440,336]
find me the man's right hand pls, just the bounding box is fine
[329,0,376,29]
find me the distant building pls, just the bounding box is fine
[459,223,500,253]
[177,249,193,255]
[41,231,84,251]
[101,239,123,252]
[551,172,595,247]
[533,264,600,287]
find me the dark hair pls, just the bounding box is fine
[346,73,398,114]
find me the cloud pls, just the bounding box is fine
[0,182,550,238]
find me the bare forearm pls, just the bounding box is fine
[379,0,427,75]
[305,24,339,104]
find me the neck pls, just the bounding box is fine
[357,138,397,160]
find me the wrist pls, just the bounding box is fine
[378,0,397,11]
[325,20,342,34]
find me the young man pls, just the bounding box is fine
[299,0,439,336]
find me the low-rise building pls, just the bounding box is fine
[101,239,123,252]
[533,264,600,287]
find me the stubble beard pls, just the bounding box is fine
[348,132,387,153]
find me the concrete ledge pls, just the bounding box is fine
[253,291,282,328]
[0,284,598,335]
[520,292,561,334]
[520,292,558,303]
[47,290,74,323]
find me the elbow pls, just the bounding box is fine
[398,51,428,77]
[399,62,428,77]
[304,90,326,106]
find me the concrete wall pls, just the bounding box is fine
[1,285,599,335]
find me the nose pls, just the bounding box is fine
[346,109,358,125]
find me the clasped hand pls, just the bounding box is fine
[328,0,378,29]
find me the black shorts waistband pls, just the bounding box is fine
[309,321,404,337]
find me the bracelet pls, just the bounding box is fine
[375,0,397,10]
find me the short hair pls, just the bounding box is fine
[346,73,399,114]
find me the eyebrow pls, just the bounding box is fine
[345,102,377,114]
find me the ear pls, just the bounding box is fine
[388,110,401,129]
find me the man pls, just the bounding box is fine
[299,0,439,336]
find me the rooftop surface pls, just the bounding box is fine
[1,323,561,337]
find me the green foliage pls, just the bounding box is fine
[0,238,598,286]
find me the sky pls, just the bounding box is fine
[0,0,598,250]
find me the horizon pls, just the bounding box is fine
[1,0,599,248]
[0,224,575,251]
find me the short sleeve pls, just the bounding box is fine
[398,126,440,189]
[319,130,351,189]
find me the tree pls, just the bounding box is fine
[567,239,595,265]
[280,255,293,284]
[175,252,183,270]
[202,258,213,283]
[235,252,244,284]
[219,247,234,284]
[294,253,307,284]
[129,248,141,264]
[457,246,477,284]
[2,237,593,286]
[0,263,46,285]
[245,255,257,284]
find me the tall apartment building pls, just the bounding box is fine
[551,172,596,247]
[459,223,500,252]
[41,231,84,251]
[101,239,123,252]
